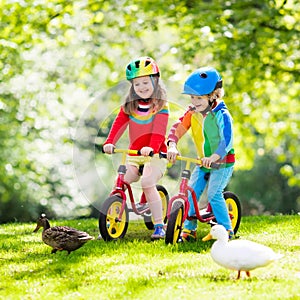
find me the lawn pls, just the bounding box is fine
[0,215,299,300]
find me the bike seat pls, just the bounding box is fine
[189,209,214,220]
[200,211,214,219]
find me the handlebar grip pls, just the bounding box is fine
[210,162,221,169]
[159,152,167,159]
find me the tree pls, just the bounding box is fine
[0,0,299,222]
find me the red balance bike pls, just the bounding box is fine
[99,149,169,241]
[165,155,241,245]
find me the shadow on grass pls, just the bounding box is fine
[93,221,214,254]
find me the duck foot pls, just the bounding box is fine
[236,270,251,279]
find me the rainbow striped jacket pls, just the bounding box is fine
[168,100,235,168]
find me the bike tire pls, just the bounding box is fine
[224,191,242,234]
[143,185,169,230]
[99,195,129,241]
[165,200,184,245]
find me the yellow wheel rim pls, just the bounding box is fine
[159,190,168,218]
[173,207,183,244]
[226,197,238,230]
[150,190,168,223]
[106,201,127,239]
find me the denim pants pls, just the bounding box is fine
[183,165,234,231]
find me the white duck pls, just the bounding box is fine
[207,225,283,279]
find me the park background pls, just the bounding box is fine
[0,0,299,223]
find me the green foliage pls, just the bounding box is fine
[0,0,299,222]
[228,153,300,214]
[0,216,299,299]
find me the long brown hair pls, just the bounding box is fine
[123,75,167,115]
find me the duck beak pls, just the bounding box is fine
[33,225,41,233]
[202,233,213,242]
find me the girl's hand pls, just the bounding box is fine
[201,154,220,168]
[140,146,154,156]
[103,143,115,154]
[167,143,179,164]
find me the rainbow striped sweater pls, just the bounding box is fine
[104,104,169,154]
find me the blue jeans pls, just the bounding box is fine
[183,165,234,231]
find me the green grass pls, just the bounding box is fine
[0,215,299,300]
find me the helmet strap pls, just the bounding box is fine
[150,75,158,90]
[201,105,211,115]
[150,75,159,99]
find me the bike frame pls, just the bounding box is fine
[109,149,150,221]
[167,156,217,224]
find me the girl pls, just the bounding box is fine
[103,56,169,240]
[167,66,235,241]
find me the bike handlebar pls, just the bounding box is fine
[102,148,154,165]
[103,148,220,169]
[112,148,154,157]
[159,153,220,169]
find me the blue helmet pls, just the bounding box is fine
[182,67,222,96]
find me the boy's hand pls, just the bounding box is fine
[140,146,153,156]
[103,143,115,154]
[201,154,220,168]
[167,142,179,164]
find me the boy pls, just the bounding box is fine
[167,67,235,241]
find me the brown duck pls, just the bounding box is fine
[33,214,94,254]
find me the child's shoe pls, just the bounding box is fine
[151,224,165,240]
[178,229,197,242]
[228,230,235,240]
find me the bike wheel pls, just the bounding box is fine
[143,185,169,230]
[224,191,242,234]
[99,195,129,241]
[165,200,184,245]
